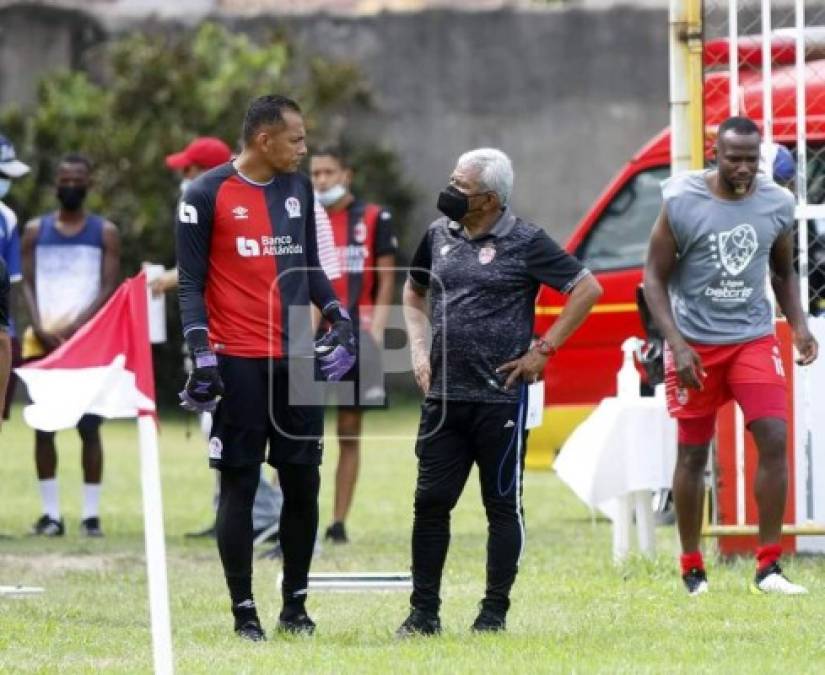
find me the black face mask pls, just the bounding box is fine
[57,185,87,211]
[436,185,471,222]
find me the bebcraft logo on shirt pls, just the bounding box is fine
[703,224,758,302]
[236,235,303,258]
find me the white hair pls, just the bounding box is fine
[456,147,514,205]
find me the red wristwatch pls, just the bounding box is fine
[533,338,557,358]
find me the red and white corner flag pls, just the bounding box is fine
[17,272,156,431]
[17,271,172,673]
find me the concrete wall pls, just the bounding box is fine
[0,5,105,109]
[0,3,670,241]
[232,8,669,240]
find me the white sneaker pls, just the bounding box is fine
[750,563,808,595]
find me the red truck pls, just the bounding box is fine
[528,32,825,468]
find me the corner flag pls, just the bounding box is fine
[16,272,156,431]
[15,271,172,673]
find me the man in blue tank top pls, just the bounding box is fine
[21,153,120,538]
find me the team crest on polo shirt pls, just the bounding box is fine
[208,437,223,460]
[354,220,367,243]
[478,245,496,265]
[285,197,301,219]
[676,387,689,406]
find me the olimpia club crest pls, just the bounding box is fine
[285,197,302,219]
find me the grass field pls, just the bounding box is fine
[1,404,825,674]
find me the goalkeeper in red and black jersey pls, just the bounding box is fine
[176,95,354,639]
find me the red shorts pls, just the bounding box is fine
[664,335,787,443]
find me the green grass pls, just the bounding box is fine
[1,405,824,673]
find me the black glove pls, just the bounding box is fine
[179,329,224,413]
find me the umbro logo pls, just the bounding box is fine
[504,419,515,428]
[232,206,249,220]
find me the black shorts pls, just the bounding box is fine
[208,355,324,470]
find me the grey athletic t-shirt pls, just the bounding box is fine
[663,170,794,344]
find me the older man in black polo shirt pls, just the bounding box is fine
[399,148,602,636]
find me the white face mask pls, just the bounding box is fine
[316,184,347,207]
[0,178,10,200]
[179,178,193,195]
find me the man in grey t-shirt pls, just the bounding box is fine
[644,116,818,597]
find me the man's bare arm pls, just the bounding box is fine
[0,330,9,426]
[643,205,705,389]
[498,273,602,389]
[402,278,431,394]
[770,229,818,365]
[371,253,396,343]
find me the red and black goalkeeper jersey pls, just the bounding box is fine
[327,199,396,328]
[176,163,338,358]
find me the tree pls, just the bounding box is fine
[0,22,414,407]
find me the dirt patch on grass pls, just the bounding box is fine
[0,552,136,574]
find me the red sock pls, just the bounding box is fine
[680,550,704,575]
[756,543,782,572]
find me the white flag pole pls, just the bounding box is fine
[138,413,174,675]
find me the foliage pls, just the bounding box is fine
[0,22,415,407]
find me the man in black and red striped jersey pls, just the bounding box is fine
[176,95,355,640]
[310,146,397,545]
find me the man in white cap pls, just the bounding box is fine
[0,134,30,424]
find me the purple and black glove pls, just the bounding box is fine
[179,346,224,413]
[315,304,357,381]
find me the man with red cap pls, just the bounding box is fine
[151,138,233,295]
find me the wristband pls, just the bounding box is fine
[192,348,218,369]
[322,302,350,324]
[533,338,557,358]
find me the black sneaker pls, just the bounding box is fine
[396,609,442,638]
[80,517,104,538]
[232,600,266,642]
[30,515,64,537]
[184,523,216,539]
[324,521,349,544]
[277,606,316,635]
[682,567,709,596]
[471,607,506,632]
